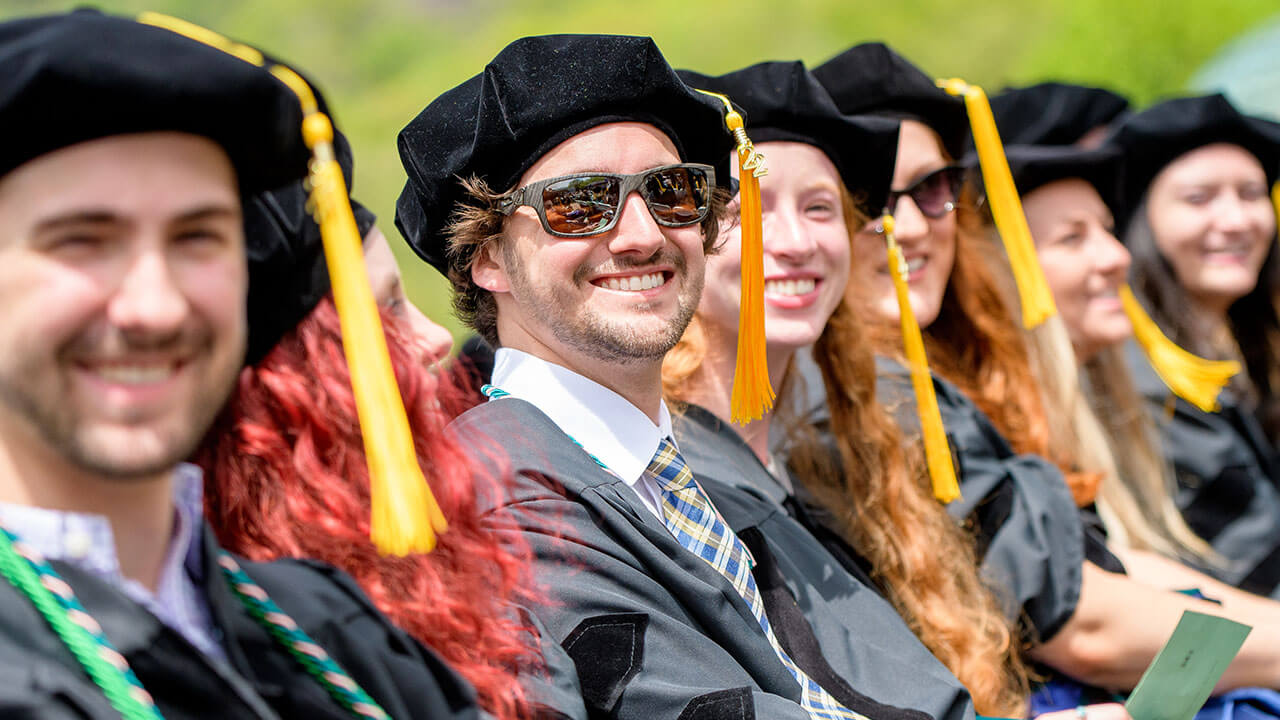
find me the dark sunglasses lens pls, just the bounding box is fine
[909,168,961,218]
[643,166,710,226]
[542,176,621,234]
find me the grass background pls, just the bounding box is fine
[4,0,1277,341]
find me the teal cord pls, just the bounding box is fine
[0,527,163,720]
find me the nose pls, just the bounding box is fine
[407,303,454,364]
[606,192,666,256]
[1092,228,1131,278]
[107,248,189,336]
[764,206,817,263]
[890,194,930,245]
[1214,192,1252,234]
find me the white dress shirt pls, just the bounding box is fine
[489,347,670,518]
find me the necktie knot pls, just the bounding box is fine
[645,437,696,493]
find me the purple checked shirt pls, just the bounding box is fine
[0,463,225,661]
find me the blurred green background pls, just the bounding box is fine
[4,0,1276,342]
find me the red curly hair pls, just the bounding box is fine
[193,297,539,720]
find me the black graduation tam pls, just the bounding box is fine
[1004,144,1123,216]
[678,61,900,216]
[990,82,1130,147]
[395,34,735,274]
[811,42,968,160]
[1107,93,1280,231]
[244,130,379,364]
[0,9,309,194]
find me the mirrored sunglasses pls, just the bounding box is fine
[499,163,716,238]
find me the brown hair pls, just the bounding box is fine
[666,190,1031,717]
[875,186,1100,506]
[1126,197,1280,446]
[446,175,730,347]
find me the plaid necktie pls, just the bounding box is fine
[646,438,869,720]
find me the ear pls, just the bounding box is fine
[471,240,511,293]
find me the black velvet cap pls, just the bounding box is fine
[0,9,309,194]
[990,82,1130,147]
[243,131,378,364]
[1004,144,1124,216]
[395,34,736,275]
[811,42,968,160]
[1106,93,1280,230]
[678,61,900,216]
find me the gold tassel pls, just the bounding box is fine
[138,13,447,555]
[1272,181,1280,242]
[695,89,775,423]
[882,215,961,503]
[1120,285,1239,413]
[938,78,1058,329]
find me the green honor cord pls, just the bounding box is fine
[0,526,392,720]
[0,527,161,720]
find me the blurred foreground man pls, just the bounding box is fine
[0,10,479,718]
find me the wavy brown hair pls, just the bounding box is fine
[871,182,1100,506]
[666,189,1031,717]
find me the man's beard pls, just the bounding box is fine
[504,243,703,365]
[0,326,241,481]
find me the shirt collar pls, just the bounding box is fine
[490,348,673,484]
[0,462,207,586]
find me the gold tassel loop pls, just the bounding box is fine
[937,78,1058,329]
[882,215,961,503]
[696,89,775,423]
[137,12,447,555]
[1120,285,1240,413]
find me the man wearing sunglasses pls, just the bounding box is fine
[396,35,985,720]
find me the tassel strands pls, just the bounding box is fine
[1120,285,1240,413]
[696,89,775,423]
[881,215,961,503]
[137,12,446,555]
[937,78,1058,329]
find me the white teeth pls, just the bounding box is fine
[764,278,817,297]
[600,272,664,291]
[93,364,174,385]
[906,257,926,274]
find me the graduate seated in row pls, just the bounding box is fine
[650,42,1280,715]
[802,44,1280,712]
[0,10,481,718]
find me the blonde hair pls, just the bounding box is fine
[985,228,1218,563]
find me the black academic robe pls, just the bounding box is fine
[0,525,481,720]
[452,397,975,720]
[1127,341,1280,597]
[779,351,1091,644]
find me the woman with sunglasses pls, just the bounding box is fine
[192,150,587,720]
[1109,95,1280,600]
[810,42,1280,710]
[662,60,1134,720]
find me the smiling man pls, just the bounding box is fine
[0,11,479,719]
[396,35,982,720]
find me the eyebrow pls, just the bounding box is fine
[32,204,240,234]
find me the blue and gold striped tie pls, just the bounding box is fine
[646,438,868,720]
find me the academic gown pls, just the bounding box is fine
[453,397,975,720]
[779,351,1089,644]
[0,525,482,720]
[1127,341,1280,598]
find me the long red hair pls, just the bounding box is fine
[194,297,538,720]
